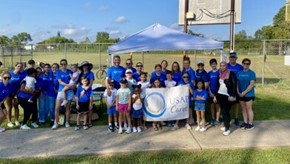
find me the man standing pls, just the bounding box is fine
[106,55,126,89]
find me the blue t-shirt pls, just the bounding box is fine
[194,89,208,104]
[182,67,196,83]
[9,71,25,94]
[178,80,194,106]
[195,70,209,83]
[75,85,93,103]
[208,70,219,95]
[17,81,38,99]
[56,69,73,92]
[106,66,126,89]
[149,71,166,87]
[237,69,256,97]
[0,82,12,102]
[80,71,95,83]
[227,63,243,75]
[52,71,59,97]
[132,72,141,82]
[172,71,182,84]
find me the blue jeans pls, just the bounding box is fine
[39,94,56,122]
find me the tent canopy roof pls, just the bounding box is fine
[108,23,223,55]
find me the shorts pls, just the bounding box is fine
[8,93,16,98]
[209,97,219,104]
[118,103,129,113]
[1,103,5,110]
[239,96,255,102]
[56,90,74,101]
[77,102,89,113]
[107,106,117,115]
[194,102,205,111]
[132,109,143,119]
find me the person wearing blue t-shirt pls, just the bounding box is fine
[194,80,208,132]
[227,51,243,126]
[125,58,137,74]
[195,60,210,89]
[52,59,74,130]
[0,71,12,132]
[149,64,166,87]
[208,58,220,126]
[237,58,256,130]
[161,60,169,74]
[106,55,126,89]
[171,61,182,84]
[182,55,196,86]
[132,62,144,82]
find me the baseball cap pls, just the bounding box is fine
[197,60,204,65]
[120,78,127,84]
[109,80,115,85]
[125,69,133,74]
[229,51,237,58]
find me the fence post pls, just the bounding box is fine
[262,40,266,87]
[99,43,101,70]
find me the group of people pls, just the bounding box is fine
[105,52,256,136]
[0,59,96,132]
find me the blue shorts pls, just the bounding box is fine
[131,109,143,119]
[56,90,74,101]
[194,102,205,111]
[107,106,117,115]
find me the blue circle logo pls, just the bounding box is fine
[144,92,166,118]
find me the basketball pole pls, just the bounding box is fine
[230,0,235,51]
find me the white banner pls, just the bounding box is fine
[143,85,189,121]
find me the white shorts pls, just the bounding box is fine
[56,90,74,101]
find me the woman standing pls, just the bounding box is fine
[214,61,237,136]
[237,58,256,130]
[0,71,12,132]
[171,61,182,84]
[182,55,196,86]
[149,64,166,87]
[132,62,144,82]
[161,60,168,74]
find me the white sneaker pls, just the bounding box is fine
[199,127,207,132]
[31,122,39,128]
[28,99,33,103]
[118,127,123,134]
[188,117,194,125]
[171,124,179,131]
[65,122,70,128]
[220,127,225,131]
[133,127,137,133]
[0,126,6,132]
[185,123,191,130]
[61,100,68,106]
[20,124,31,130]
[124,123,128,130]
[52,123,59,130]
[7,122,14,128]
[223,129,231,136]
[195,126,200,131]
[15,121,20,126]
[137,127,142,132]
[126,127,132,134]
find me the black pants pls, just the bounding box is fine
[18,97,38,125]
[218,94,233,131]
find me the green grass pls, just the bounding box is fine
[1,148,290,164]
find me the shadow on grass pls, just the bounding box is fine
[256,77,281,84]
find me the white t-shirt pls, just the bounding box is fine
[132,94,144,110]
[137,81,150,97]
[24,76,36,90]
[69,71,80,85]
[218,79,229,96]
[116,88,131,104]
[165,80,176,88]
[103,88,117,106]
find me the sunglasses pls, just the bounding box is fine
[243,63,250,65]
[126,63,131,65]
[3,76,11,80]
[136,65,143,67]
[197,64,204,67]
[183,76,189,78]
[61,63,67,65]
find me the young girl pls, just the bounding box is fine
[164,71,176,127]
[194,80,208,132]
[61,63,79,106]
[74,76,93,130]
[137,72,150,130]
[116,78,132,134]
[125,69,136,93]
[103,80,118,132]
[131,85,144,133]
[151,78,162,131]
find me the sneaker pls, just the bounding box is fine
[214,120,220,126]
[20,124,31,130]
[61,100,68,106]
[234,118,239,126]
[114,124,119,130]
[210,119,215,126]
[223,129,231,136]
[51,123,59,130]
[240,122,247,129]
[0,126,6,132]
[15,121,20,126]
[83,125,89,130]
[246,124,254,130]
[185,123,191,130]
[133,127,137,133]
[188,117,194,125]
[161,121,166,126]
[108,125,114,132]
[171,124,179,131]
[65,122,70,128]
[28,99,33,103]
[124,123,128,130]
[7,122,14,128]
[220,127,225,131]
[118,127,123,134]
[199,127,207,132]
[195,126,200,131]
[75,125,80,131]
[31,122,39,128]
[126,127,132,134]
[14,95,17,99]
[137,127,142,132]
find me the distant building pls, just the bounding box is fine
[24,45,36,50]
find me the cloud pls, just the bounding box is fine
[84,2,92,9]
[113,16,127,24]
[109,30,122,38]
[98,5,108,11]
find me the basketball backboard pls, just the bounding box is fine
[179,0,242,25]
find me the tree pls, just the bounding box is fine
[0,35,11,45]
[38,36,75,45]
[11,32,32,46]
[80,37,91,43]
[95,32,110,43]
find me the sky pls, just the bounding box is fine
[0,0,285,44]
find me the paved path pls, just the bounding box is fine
[0,120,290,159]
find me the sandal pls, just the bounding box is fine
[153,123,158,131]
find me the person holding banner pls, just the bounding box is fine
[214,61,237,136]
[151,78,163,131]
[172,72,194,130]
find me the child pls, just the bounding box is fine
[151,78,162,131]
[103,80,118,132]
[74,76,93,131]
[194,80,208,132]
[131,85,144,133]
[24,68,37,103]
[208,58,221,126]
[164,71,176,127]
[61,63,79,106]
[116,78,132,134]
[137,72,150,130]
[125,69,136,93]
